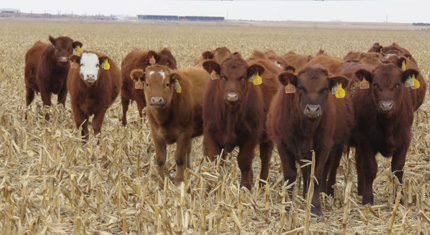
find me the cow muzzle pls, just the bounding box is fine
[379,100,394,113]
[150,97,165,108]
[59,56,69,64]
[225,92,240,105]
[85,74,96,84]
[304,104,321,120]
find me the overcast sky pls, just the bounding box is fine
[3,0,430,23]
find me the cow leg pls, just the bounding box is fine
[238,140,257,190]
[310,150,331,217]
[277,144,297,198]
[121,97,130,126]
[136,99,145,118]
[357,145,377,205]
[40,89,52,121]
[391,144,409,185]
[173,133,192,186]
[92,109,107,137]
[153,131,167,184]
[325,147,343,197]
[26,87,35,107]
[259,140,274,185]
[57,85,67,106]
[205,136,223,161]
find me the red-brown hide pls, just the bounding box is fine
[24,35,83,120]
[130,65,209,185]
[120,48,177,126]
[266,66,354,216]
[67,51,121,140]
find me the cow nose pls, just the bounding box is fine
[379,101,394,112]
[60,57,68,63]
[150,97,165,107]
[225,92,239,104]
[304,104,321,119]
[86,74,96,83]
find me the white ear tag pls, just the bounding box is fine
[405,76,414,88]
[331,83,339,94]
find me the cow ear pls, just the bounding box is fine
[329,75,349,90]
[202,51,214,60]
[73,41,83,49]
[130,69,145,82]
[69,54,81,64]
[98,55,109,66]
[355,69,373,84]
[171,72,181,82]
[147,50,161,65]
[202,60,220,75]
[278,71,297,87]
[402,69,419,84]
[248,64,265,78]
[49,35,56,46]
[397,57,407,70]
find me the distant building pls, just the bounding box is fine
[0,8,20,14]
[137,15,224,21]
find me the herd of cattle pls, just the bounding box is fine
[24,36,427,216]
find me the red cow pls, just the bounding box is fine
[283,51,313,71]
[24,35,82,120]
[129,65,209,185]
[305,55,345,74]
[195,47,232,67]
[120,48,177,126]
[343,51,383,66]
[348,63,418,205]
[368,42,417,64]
[266,66,354,216]
[67,51,121,140]
[202,53,281,189]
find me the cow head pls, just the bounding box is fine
[130,65,180,109]
[69,52,108,85]
[49,35,82,67]
[203,53,264,108]
[144,48,177,70]
[278,66,349,121]
[368,42,383,53]
[355,63,419,117]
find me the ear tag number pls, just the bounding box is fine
[405,76,414,88]
[401,60,406,71]
[149,56,156,65]
[103,59,110,70]
[331,83,339,94]
[135,80,144,89]
[71,62,78,69]
[252,72,262,85]
[284,82,296,94]
[210,70,219,80]
[360,78,370,89]
[411,74,420,89]
[75,45,82,55]
[175,80,182,93]
[335,83,345,99]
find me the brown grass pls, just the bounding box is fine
[0,20,429,234]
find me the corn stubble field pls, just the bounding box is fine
[0,20,429,234]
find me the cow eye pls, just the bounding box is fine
[221,77,227,81]
[395,83,401,88]
[80,63,83,66]
[96,64,100,68]
[165,83,170,88]
[373,83,379,89]
[146,83,150,88]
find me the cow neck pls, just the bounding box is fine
[376,98,406,142]
[223,106,239,145]
[148,105,173,127]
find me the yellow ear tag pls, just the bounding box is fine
[75,45,82,55]
[210,70,219,80]
[149,56,156,65]
[335,83,345,98]
[401,60,406,71]
[411,74,420,89]
[252,72,262,85]
[285,82,296,94]
[407,56,411,61]
[175,80,182,93]
[360,78,370,89]
[135,80,144,89]
[103,59,110,70]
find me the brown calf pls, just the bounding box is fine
[67,51,121,140]
[348,63,418,205]
[130,65,209,185]
[195,47,232,67]
[266,66,354,216]
[305,55,345,74]
[283,51,313,71]
[120,48,177,126]
[202,53,281,190]
[24,35,82,120]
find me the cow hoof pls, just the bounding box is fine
[311,206,323,217]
